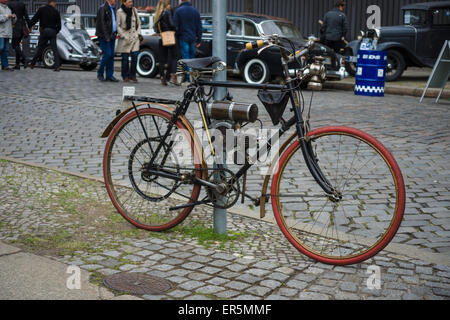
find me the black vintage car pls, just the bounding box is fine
[345,1,450,81]
[137,13,346,84]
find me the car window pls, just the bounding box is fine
[404,10,428,25]
[201,17,213,34]
[140,16,150,29]
[260,21,302,39]
[86,17,96,29]
[432,9,450,26]
[244,20,258,37]
[227,19,242,36]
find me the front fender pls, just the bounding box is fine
[375,42,427,67]
[345,40,361,56]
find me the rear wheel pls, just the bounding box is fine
[137,48,158,78]
[243,58,270,84]
[42,46,57,68]
[271,126,405,265]
[385,50,405,82]
[103,108,203,231]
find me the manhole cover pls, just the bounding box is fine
[103,272,173,295]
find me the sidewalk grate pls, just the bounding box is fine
[103,273,173,295]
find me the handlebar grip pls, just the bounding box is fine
[245,40,266,51]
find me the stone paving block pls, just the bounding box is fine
[245,286,272,297]
[179,280,205,291]
[225,281,251,291]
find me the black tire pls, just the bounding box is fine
[42,46,57,69]
[385,50,405,82]
[243,58,270,84]
[137,48,158,78]
[345,61,356,77]
[80,63,97,71]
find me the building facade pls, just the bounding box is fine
[23,0,442,40]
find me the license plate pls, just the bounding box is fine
[347,56,358,63]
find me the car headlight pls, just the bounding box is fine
[357,30,365,41]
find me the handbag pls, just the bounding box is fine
[156,14,176,47]
[160,30,176,47]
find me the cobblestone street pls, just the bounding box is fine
[0,68,449,300]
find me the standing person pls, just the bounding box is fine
[154,0,177,86]
[96,0,119,82]
[29,0,61,71]
[8,0,31,70]
[0,0,16,71]
[116,0,141,83]
[173,0,202,82]
[322,0,349,53]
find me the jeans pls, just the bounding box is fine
[0,38,10,68]
[179,40,196,81]
[98,37,116,79]
[121,51,138,80]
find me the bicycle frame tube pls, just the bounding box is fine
[195,78,335,196]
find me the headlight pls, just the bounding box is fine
[357,30,365,41]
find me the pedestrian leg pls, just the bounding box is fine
[129,51,138,82]
[121,53,129,81]
[105,38,116,80]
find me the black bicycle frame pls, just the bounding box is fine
[128,75,335,199]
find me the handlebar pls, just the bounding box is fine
[244,36,315,63]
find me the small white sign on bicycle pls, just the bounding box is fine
[122,87,136,101]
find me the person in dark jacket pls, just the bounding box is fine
[8,0,31,70]
[29,0,61,71]
[95,0,119,82]
[154,0,177,86]
[322,0,349,53]
[173,0,202,82]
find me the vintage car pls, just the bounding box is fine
[137,13,346,84]
[345,1,450,81]
[28,17,101,70]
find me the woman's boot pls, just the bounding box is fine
[169,73,179,86]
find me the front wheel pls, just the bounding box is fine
[271,126,405,265]
[137,48,158,78]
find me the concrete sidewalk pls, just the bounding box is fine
[325,67,450,99]
[0,241,140,300]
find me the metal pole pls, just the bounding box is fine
[212,0,227,235]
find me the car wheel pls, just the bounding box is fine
[42,46,56,69]
[137,48,158,78]
[345,61,356,77]
[80,63,97,71]
[243,58,270,84]
[385,50,405,82]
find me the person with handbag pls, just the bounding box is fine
[116,0,141,82]
[154,0,177,86]
[7,0,31,70]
